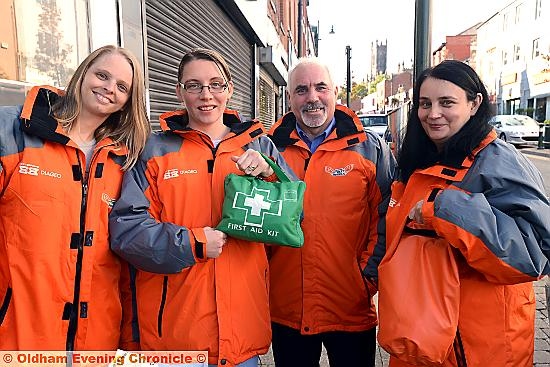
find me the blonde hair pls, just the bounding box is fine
[52,45,151,170]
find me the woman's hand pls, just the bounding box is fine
[408,200,425,224]
[231,149,274,177]
[204,227,227,258]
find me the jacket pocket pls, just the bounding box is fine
[0,287,12,326]
[157,277,168,338]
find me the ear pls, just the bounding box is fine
[470,93,483,116]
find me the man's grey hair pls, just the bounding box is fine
[287,57,335,90]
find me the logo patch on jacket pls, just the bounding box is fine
[325,164,354,177]
[163,168,199,180]
[18,163,62,178]
[101,193,116,208]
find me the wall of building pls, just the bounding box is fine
[477,0,550,119]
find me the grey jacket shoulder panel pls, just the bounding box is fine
[109,157,197,274]
[434,140,550,280]
[355,132,397,280]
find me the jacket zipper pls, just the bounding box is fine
[0,287,12,325]
[454,328,468,367]
[65,151,89,351]
[157,276,169,337]
[357,260,373,300]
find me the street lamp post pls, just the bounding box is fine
[413,0,432,84]
[346,45,351,107]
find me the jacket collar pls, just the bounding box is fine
[19,86,126,156]
[20,86,70,145]
[158,108,266,150]
[415,130,498,182]
[269,104,366,150]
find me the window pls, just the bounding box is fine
[487,47,496,74]
[513,44,521,61]
[535,0,542,19]
[515,5,521,24]
[1,0,88,106]
[533,38,540,59]
[503,50,509,65]
[502,13,508,30]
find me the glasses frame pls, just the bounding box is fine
[179,81,229,94]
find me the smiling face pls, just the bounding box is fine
[79,52,133,120]
[176,59,233,130]
[417,77,482,151]
[288,62,337,135]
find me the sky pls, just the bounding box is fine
[307,0,512,86]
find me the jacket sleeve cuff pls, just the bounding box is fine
[261,172,278,182]
[190,228,208,262]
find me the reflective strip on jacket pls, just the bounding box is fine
[109,109,294,366]
[0,86,133,350]
[385,131,550,367]
[267,105,396,334]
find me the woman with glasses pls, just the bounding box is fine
[109,48,292,367]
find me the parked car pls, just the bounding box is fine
[357,113,389,137]
[488,114,540,146]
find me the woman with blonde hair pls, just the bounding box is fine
[0,45,150,351]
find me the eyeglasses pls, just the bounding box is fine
[179,81,228,94]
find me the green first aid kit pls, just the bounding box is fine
[217,153,305,247]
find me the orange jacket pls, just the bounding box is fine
[267,105,396,334]
[0,86,134,350]
[109,110,293,366]
[384,132,550,366]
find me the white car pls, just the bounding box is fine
[488,115,541,146]
[358,114,388,137]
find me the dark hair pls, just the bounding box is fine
[177,48,232,83]
[398,60,493,182]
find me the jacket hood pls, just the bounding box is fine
[19,86,126,155]
[20,86,70,145]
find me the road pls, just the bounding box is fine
[520,148,550,195]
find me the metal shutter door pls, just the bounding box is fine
[259,68,275,129]
[144,0,253,129]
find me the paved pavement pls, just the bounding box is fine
[522,146,550,159]
[259,146,550,367]
[259,281,549,367]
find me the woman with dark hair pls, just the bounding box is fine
[380,60,550,366]
[0,45,150,350]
